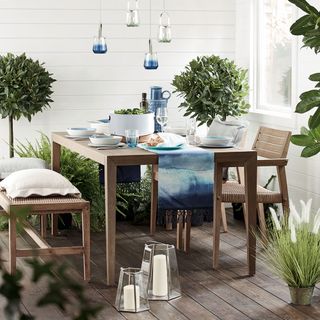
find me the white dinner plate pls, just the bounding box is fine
[200,143,235,148]
[138,143,185,150]
[88,142,125,148]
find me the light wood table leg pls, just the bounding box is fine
[244,153,257,276]
[213,161,223,269]
[150,164,158,235]
[82,204,91,281]
[9,212,17,274]
[105,159,117,285]
[51,141,61,237]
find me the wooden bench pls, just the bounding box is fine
[0,191,90,281]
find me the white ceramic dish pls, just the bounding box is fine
[201,136,232,146]
[109,112,154,136]
[89,135,122,145]
[89,120,110,134]
[88,142,125,148]
[200,143,234,148]
[67,128,96,137]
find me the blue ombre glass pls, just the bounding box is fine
[144,39,158,70]
[92,23,107,54]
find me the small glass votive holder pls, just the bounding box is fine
[144,52,159,70]
[141,242,181,301]
[92,36,107,54]
[125,129,139,148]
[186,118,197,145]
[115,267,150,313]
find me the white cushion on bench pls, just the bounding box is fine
[0,157,47,179]
[0,169,80,198]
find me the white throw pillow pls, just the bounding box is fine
[0,169,80,198]
[0,158,47,179]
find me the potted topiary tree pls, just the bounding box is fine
[0,53,55,157]
[172,55,250,127]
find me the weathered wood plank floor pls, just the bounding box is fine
[1,214,320,320]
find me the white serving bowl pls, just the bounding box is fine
[67,127,96,137]
[109,112,154,136]
[201,136,232,146]
[89,135,122,145]
[89,120,110,134]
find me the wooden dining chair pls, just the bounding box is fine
[220,126,291,239]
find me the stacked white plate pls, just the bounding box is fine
[200,136,233,148]
[66,128,96,138]
[88,135,123,148]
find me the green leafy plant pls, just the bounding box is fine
[0,53,55,157]
[289,0,320,157]
[114,108,145,115]
[262,200,320,288]
[172,55,250,126]
[0,209,102,320]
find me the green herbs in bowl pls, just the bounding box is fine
[114,108,145,115]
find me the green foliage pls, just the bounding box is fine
[0,53,55,121]
[289,0,320,157]
[172,55,250,126]
[0,209,102,319]
[0,53,55,156]
[261,214,320,288]
[114,108,145,115]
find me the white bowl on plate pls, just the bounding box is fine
[89,120,110,134]
[67,128,96,137]
[201,136,232,146]
[89,135,122,145]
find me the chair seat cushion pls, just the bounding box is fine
[0,169,80,199]
[0,157,47,179]
[222,182,282,203]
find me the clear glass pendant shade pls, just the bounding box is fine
[144,39,158,70]
[158,12,172,43]
[126,0,140,27]
[92,23,107,54]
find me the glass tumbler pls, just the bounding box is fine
[125,129,139,148]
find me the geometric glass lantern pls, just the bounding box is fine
[115,268,150,313]
[141,242,181,301]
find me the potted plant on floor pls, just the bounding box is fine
[262,200,320,305]
[0,53,55,157]
[172,55,250,127]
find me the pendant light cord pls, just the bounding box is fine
[99,0,102,24]
[149,0,152,38]
[163,0,165,11]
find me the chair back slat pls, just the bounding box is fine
[252,127,291,158]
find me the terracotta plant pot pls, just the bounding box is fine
[288,286,314,305]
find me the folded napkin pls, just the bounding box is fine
[207,118,248,146]
[157,132,186,147]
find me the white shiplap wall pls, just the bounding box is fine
[0,0,236,157]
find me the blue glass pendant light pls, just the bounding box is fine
[92,0,107,54]
[144,0,158,69]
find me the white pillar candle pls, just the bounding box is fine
[123,284,140,310]
[152,254,168,296]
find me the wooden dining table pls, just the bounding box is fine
[51,132,257,285]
